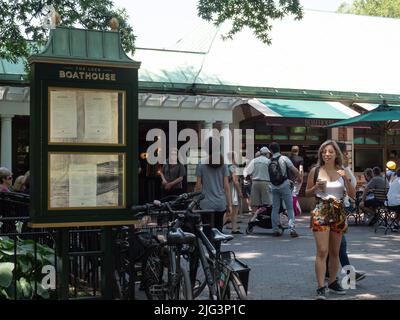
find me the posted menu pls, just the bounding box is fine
[50,91,77,139]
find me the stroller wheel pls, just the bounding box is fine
[279,211,289,229]
[246,226,254,234]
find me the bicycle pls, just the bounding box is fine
[131,192,202,300]
[183,202,249,300]
[130,192,249,300]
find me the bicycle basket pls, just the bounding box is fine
[220,251,250,294]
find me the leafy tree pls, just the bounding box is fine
[1,0,303,63]
[0,0,135,63]
[197,0,303,44]
[338,0,400,18]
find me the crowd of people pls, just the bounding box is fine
[4,135,396,300]
[182,138,397,300]
[358,162,400,226]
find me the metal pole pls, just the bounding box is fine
[383,129,386,168]
[101,226,114,299]
[56,228,70,300]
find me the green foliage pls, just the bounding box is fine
[1,1,304,66]
[0,0,136,63]
[0,236,55,299]
[338,0,400,18]
[197,0,303,44]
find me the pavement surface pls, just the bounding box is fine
[223,212,400,300]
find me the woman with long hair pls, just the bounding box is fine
[194,137,232,245]
[305,140,355,300]
[11,175,26,192]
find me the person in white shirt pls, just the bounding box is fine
[387,168,400,207]
[243,147,271,215]
[324,142,366,284]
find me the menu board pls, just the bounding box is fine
[50,91,78,138]
[49,153,125,209]
[48,88,124,145]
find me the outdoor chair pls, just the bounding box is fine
[372,189,390,233]
[346,191,364,225]
[384,205,400,234]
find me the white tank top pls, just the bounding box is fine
[316,177,345,200]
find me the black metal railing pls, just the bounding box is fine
[0,192,105,300]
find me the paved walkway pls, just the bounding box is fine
[224,212,400,300]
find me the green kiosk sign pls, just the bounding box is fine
[28,26,141,228]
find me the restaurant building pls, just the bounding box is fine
[2,10,400,203]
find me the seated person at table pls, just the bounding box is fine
[359,166,386,225]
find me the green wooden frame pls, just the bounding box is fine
[28,62,139,227]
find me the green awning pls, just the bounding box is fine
[251,98,359,119]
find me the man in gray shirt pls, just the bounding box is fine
[359,166,386,224]
[160,149,186,198]
[243,147,272,215]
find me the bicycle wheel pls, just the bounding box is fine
[170,265,193,300]
[188,251,210,299]
[223,272,247,300]
[113,269,124,299]
[191,266,208,299]
[142,246,166,300]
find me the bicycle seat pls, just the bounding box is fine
[211,228,234,243]
[167,228,196,245]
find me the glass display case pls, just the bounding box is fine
[48,88,125,145]
[49,153,125,209]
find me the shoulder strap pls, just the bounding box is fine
[277,155,288,175]
[313,166,320,185]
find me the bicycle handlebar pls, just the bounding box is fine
[131,191,203,217]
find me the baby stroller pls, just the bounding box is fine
[246,203,288,234]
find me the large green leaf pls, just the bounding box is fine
[39,251,55,266]
[0,237,14,250]
[0,288,9,299]
[0,248,28,256]
[17,256,33,274]
[0,249,15,256]
[0,262,14,287]
[36,243,55,256]
[18,278,32,299]
[33,281,50,299]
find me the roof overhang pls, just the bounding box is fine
[248,98,359,120]
[138,93,247,122]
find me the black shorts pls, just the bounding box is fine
[243,184,251,198]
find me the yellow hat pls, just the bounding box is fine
[386,161,396,170]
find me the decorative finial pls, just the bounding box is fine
[51,10,61,27]
[110,17,119,31]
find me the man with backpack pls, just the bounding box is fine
[268,142,302,237]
